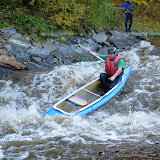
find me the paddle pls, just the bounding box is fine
[79,44,105,62]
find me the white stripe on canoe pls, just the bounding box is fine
[82,88,101,97]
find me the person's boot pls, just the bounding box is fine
[129,25,132,32]
[125,24,128,32]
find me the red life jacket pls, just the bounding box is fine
[105,55,124,76]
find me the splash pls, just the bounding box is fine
[0,39,160,159]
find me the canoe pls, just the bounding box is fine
[43,66,132,118]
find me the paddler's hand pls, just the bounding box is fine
[108,75,116,81]
[87,49,91,53]
[87,49,99,56]
[124,11,127,14]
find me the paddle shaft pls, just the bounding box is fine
[79,44,104,62]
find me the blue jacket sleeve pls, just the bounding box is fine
[121,2,128,13]
[131,2,134,9]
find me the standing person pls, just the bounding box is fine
[121,0,133,32]
[87,47,125,96]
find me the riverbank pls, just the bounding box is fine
[0,27,159,80]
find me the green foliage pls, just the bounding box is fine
[0,0,159,39]
[0,0,11,5]
[29,0,84,30]
[2,11,56,34]
[88,0,120,30]
[10,0,119,31]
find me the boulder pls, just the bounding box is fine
[12,47,31,64]
[0,55,28,70]
[92,32,108,44]
[43,41,57,52]
[1,27,17,37]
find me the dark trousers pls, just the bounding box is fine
[100,73,120,93]
[125,12,133,26]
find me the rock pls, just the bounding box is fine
[67,36,78,44]
[108,30,129,39]
[0,27,152,75]
[0,55,28,70]
[11,33,31,44]
[0,50,8,55]
[4,44,13,53]
[27,48,51,59]
[27,61,56,70]
[130,32,148,41]
[12,47,31,64]
[1,27,17,37]
[7,35,31,49]
[98,46,108,55]
[54,51,73,65]
[43,41,57,52]
[92,32,108,44]
[58,43,76,57]
[0,38,5,44]
[109,37,129,49]
[82,38,100,52]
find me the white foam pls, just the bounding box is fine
[0,146,4,159]
[0,40,159,159]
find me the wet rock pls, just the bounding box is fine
[27,61,56,70]
[149,47,159,56]
[0,55,28,70]
[109,37,129,49]
[98,46,108,55]
[54,51,73,65]
[0,37,5,44]
[11,33,30,44]
[1,27,17,37]
[27,48,51,59]
[0,65,13,79]
[4,44,13,53]
[67,36,79,44]
[7,37,31,49]
[12,47,31,64]
[107,30,129,39]
[92,32,108,44]
[58,43,76,57]
[82,38,100,52]
[0,27,152,78]
[43,41,57,52]
[0,50,8,55]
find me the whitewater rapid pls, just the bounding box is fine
[0,40,159,159]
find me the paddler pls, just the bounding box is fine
[87,47,125,96]
[121,0,133,32]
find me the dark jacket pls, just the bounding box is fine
[121,1,133,13]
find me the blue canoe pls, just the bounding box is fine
[43,66,132,118]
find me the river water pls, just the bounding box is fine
[0,38,160,159]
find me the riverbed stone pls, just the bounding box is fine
[0,27,153,79]
[98,46,108,55]
[12,47,31,64]
[0,50,8,55]
[1,27,17,37]
[109,37,129,49]
[43,41,57,52]
[54,51,73,64]
[27,48,51,59]
[0,38,5,44]
[7,38,31,49]
[0,55,28,70]
[92,32,108,44]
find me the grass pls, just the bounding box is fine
[0,5,159,43]
[132,17,160,34]
[118,12,160,34]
